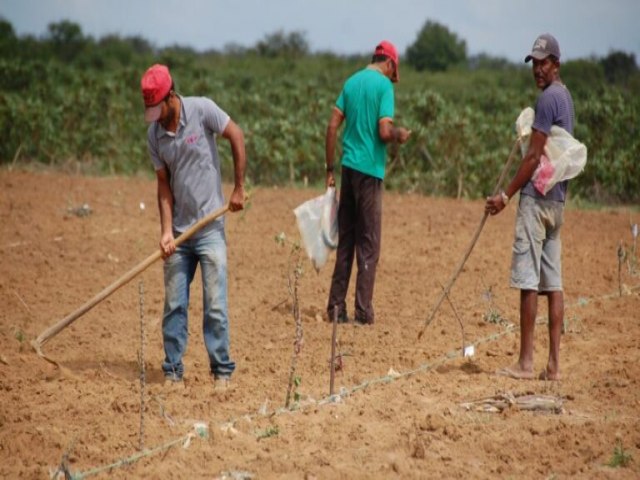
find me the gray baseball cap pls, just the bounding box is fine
[525,33,561,62]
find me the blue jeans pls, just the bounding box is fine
[162,228,235,379]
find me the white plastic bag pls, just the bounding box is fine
[293,187,339,271]
[515,107,588,195]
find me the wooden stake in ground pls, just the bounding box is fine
[32,204,230,357]
[138,280,146,452]
[418,138,521,340]
[329,307,338,396]
[617,240,625,297]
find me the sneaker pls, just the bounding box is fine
[163,374,183,388]
[212,375,231,392]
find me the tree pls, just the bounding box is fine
[468,53,513,71]
[562,59,606,96]
[600,50,637,85]
[0,17,17,58]
[255,30,309,58]
[46,20,88,63]
[0,17,15,42]
[406,20,467,72]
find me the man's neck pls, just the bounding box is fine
[161,96,181,133]
[367,62,388,78]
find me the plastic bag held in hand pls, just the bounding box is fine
[293,187,339,272]
[515,107,587,195]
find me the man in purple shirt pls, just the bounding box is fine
[486,34,575,381]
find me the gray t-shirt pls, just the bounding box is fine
[147,95,230,236]
[521,82,575,202]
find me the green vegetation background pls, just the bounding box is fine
[1,20,638,203]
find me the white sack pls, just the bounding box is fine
[515,107,588,195]
[293,187,339,271]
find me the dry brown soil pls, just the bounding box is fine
[1,170,639,479]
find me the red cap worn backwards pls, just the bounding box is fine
[141,64,172,122]
[374,40,399,82]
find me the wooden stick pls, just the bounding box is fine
[418,138,520,340]
[138,280,147,452]
[439,282,466,355]
[617,241,624,297]
[329,307,338,396]
[31,204,230,355]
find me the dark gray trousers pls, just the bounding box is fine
[327,166,382,324]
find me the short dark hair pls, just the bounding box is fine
[371,54,388,64]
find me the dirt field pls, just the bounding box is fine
[1,169,638,479]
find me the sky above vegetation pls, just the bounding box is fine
[2,0,639,62]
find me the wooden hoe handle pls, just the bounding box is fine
[32,204,230,355]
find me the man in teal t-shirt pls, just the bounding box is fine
[325,40,411,325]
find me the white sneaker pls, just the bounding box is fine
[163,376,184,389]
[213,375,231,392]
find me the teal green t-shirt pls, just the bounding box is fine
[335,68,394,180]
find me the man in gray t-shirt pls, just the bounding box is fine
[141,64,246,390]
[486,33,575,382]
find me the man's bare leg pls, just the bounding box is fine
[497,289,537,379]
[542,290,563,380]
[518,289,538,371]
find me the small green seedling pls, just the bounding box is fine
[481,285,510,327]
[257,425,279,439]
[607,440,632,468]
[14,329,25,343]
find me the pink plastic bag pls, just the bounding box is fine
[532,154,555,194]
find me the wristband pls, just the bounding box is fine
[500,190,510,205]
[326,164,334,172]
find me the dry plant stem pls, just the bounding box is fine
[460,393,564,413]
[9,142,22,171]
[54,437,76,480]
[330,307,338,396]
[418,138,521,340]
[13,290,33,315]
[138,280,146,452]
[618,241,624,297]
[284,247,303,408]
[31,204,230,356]
[439,282,466,355]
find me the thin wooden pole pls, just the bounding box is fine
[418,139,520,340]
[329,307,338,396]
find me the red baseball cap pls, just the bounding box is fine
[374,40,399,82]
[141,64,172,122]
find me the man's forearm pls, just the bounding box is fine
[157,185,174,235]
[325,126,338,170]
[231,144,246,188]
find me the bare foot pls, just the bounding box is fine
[495,364,535,380]
[538,368,561,381]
